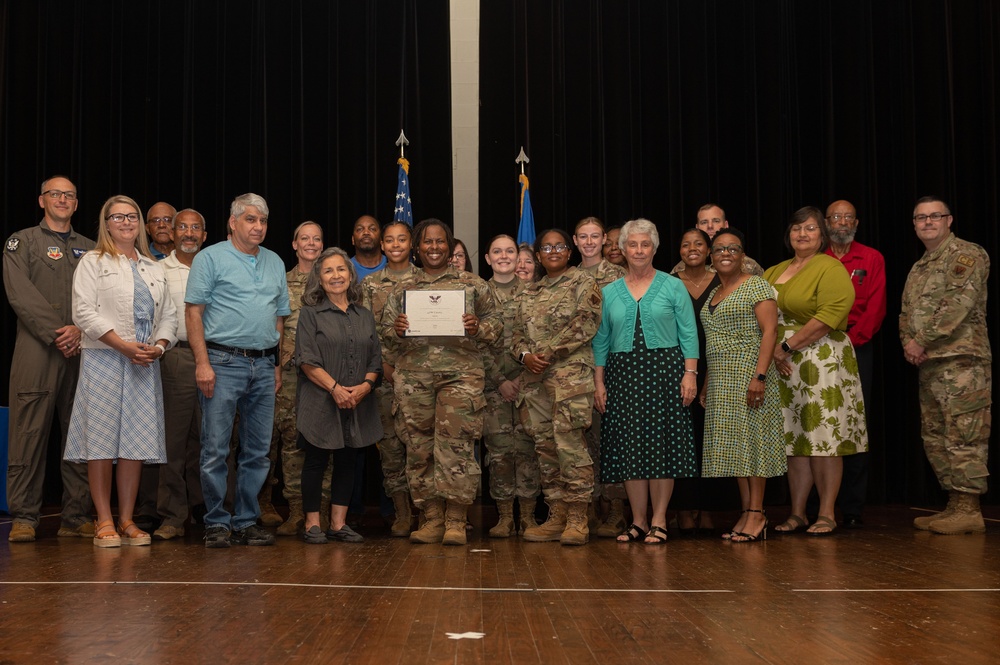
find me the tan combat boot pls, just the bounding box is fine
[277,499,304,536]
[560,501,590,545]
[522,500,567,542]
[929,492,986,535]
[587,501,602,532]
[596,498,626,538]
[410,499,446,543]
[489,500,516,538]
[913,492,959,531]
[518,497,539,533]
[258,491,283,527]
[390,493,413,537]
[442,502,469,545]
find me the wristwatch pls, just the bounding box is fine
[756,373,767,382]
[781,341,792,354]
[518,351,529,365]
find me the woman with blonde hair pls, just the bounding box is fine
[65,195,177,547]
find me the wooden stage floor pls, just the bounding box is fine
[1,504,998,664]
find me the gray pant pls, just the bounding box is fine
[155,346,204,527]
[7,332,91,528]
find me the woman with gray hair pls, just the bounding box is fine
[593,218,699,544]
[295,247,383,543]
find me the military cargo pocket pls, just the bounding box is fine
[951,388,991,453]
[553,382,594,432]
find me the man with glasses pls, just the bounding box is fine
[130,201,180,531]
[186,193,291,547]
[671,203,762,276]
[823,200,886,529]
[150,209,209,540]
[901,196,991,535]
[3,176,95,542]
[146,202,177,260]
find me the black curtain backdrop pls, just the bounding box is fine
[0,1,452,385]
[479,0,999,505]
[2,1,998,506]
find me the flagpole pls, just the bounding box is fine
[394,130,413,226]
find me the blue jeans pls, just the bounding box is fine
[198,349,276,531]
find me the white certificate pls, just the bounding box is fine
[403,289,467,336]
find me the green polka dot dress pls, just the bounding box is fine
[600,307,698,482]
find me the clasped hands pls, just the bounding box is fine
[330,381,372,409]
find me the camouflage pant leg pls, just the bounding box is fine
[483,389,540,501]
[919,357,992,494]
[376,384,409,496]
[274,377,332,503]
[584,408,627,501]
[394,369,484,506]
[519,373,594,503]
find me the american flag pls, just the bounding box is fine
[394,157,413,226]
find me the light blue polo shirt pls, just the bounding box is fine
[186,240,291,349]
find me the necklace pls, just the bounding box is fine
[684,270,708,289]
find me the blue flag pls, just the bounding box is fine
[517,173,535,246]
[394,157,413,226]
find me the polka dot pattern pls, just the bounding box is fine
[600,309,698,482]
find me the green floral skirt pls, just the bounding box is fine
[777,327,868,457]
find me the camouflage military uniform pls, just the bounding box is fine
[580,260,627,502]
[483,276,540,501]
[672,255,763,276]
[512,266,602,503]
[901,232,991,494]
[272,266,330,503]
[361,264,419,497]
[380,266,500,506]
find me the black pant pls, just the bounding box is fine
[838,342,872,516]
[300,434,361,512]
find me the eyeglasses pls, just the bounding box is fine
[913,212,950,222]
[148,216,173,226]
[826,214,856,222]
[106,213,140,223]
[539,243,570,254]
[174,224,203,232]
[42,190,77,201]
[791,224,820,234]
[711,245,743,256]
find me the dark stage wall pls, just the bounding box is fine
[2,1,999,505]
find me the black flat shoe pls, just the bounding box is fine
[302,525,328,544]
[842,515,864,529]
[326,524,364,543]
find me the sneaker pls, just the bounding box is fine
[9,522,36,542]
[153,524,186,540]
[231,524,275,546]
[204,525,231,548]
[57,521,95,538]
